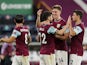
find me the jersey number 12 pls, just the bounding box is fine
[39,33,47,44]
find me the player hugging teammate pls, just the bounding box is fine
[36,5,84,65]
[0,4,84,65]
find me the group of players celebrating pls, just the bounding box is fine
[36,5,84,65]
[0,4,84,65]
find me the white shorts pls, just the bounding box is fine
[50,54,56,65]
[55,50,68,65]
[40,54,56,65]
[69,54,82,65]
[12,55,30,65]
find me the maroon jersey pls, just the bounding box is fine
[70,23,84,56]
[52,18,68,51]
[38,24,55,54]
[12,26,30,56]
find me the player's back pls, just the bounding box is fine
[52,18,68,51]
[14,25,29,56]
[38,24,55,54]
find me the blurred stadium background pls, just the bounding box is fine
[0,0,87,65]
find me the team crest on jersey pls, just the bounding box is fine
[57,24,61,28]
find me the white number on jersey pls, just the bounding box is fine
[39,33,47,44]
[25,34,28,44]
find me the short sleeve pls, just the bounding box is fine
[74,26,82,35]
[11,29,21,38]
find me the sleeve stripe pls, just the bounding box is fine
[74,26,82,35]
[11,29,21,38]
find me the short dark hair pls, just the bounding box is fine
[14,15,24,23]
[52,5,62,11]
[41,11,52,21]
[73,10,83,19]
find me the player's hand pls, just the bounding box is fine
[66,15,72,26]
[47,26,57,34]
[37,9,43,17]
[0,38,4,42]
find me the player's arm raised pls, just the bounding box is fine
[69,21,76,36]
[36,9,43,27]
